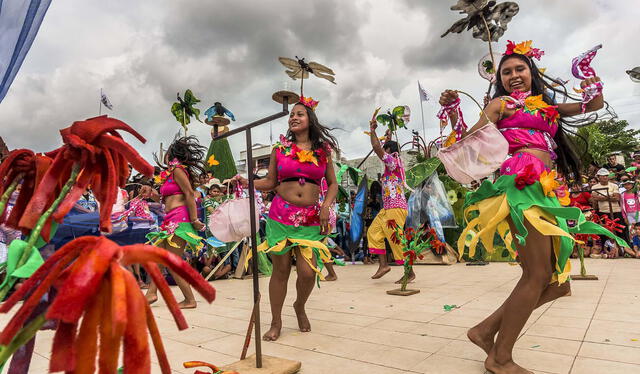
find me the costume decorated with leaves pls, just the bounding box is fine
[255,134,334,282]
[457,42,623,284]
[146,159,204,252]
[367,152,409,264]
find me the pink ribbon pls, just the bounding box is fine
[437,98,467,141]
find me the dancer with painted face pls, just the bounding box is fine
[235,96,339,341]
[439,41,625,374]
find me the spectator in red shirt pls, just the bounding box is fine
[569,183,592,208]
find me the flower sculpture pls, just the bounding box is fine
[0,236,216,373]
[0,116,154,300]
[23,115,154,237]
[388,222,446,291]
[0,149,52,233]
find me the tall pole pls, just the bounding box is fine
[99,88,102,116]
[245,127,262,368]
[418,82,426,139]
[212,96,291,369]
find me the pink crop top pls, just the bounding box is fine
[159,165,188,197]
[497,101,559,160]
[274,135,330,185]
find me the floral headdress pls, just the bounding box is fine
[504,40,544,60]
[299,96,319,110]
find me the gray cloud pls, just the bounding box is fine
[1,0,639,163]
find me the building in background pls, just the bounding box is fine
[237,143,271,176]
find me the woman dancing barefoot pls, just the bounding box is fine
[236,97,338,341]
[146,136,206,309]
[440,41,625,374]
[367,122,414,284]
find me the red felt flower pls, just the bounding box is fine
[20,116,154,237]
[539,105,559,124]
[403,250,416,265]
[404,227,415,242]
[0,236,216,374]
[430,239,446,255]
[514,164,538,190]
[0,150,53,235]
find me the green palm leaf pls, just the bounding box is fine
[406,157,442,188]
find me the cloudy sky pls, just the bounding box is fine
[1,0,639,163]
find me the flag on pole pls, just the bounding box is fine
[418,81,430,102]
[0,0,53,103]
[101,90,113,110]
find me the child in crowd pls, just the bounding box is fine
[631,223,640,258]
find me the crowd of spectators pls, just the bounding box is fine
[569,153,640,259]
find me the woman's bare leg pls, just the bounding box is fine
[263,251,292,341]
[468,280,570,354]
[293,248,317,332]
[484,220,554,374]
[324,262,338,281]
[145,238,196,308]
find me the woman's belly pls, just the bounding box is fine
[163,194,186,212]
[276,181,320,206]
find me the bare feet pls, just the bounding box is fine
[178,300,197,309]
[467,325,495,355]
[485,354,533,374]
[145,294,158,305]
[293,301,311,332]
[371,266,391,279]
[395,273,416,284]
[323,274,338,281]
[263,322,282,341]
[363,257,373,265]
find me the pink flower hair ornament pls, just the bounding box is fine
[299,96,319,110]
[504,40,544,61]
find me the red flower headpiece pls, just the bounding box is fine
[504,40,544,61]
[299,96,319,110]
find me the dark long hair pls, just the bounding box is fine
[493,53,614,179]
[154,135,207,184]
[286,103,339,154]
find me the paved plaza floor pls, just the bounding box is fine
[10,258,640,373]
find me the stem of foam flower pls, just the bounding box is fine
[0,313,46,366]
[0,164,80,301]
[0,174,23,220]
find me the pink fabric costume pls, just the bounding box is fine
[498,101,558,177]
[381,153,409,210]
[268,135,334,227]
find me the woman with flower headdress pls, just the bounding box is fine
[234,96,339,341]
[439,41,626,374]
[145,135,207,309]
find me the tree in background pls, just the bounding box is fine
[571,119,640,168]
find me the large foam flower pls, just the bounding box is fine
[296,149,318,166]
[524,95,549,112]
[0,150,52,234]
[539,170,560,197]
[0,236,215,374]
[514,164,538,190]
[20,116,154,237]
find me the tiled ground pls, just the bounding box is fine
[7,258,640,373]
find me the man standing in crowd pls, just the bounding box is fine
[591,168,627,247]
[604,154,625,175]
